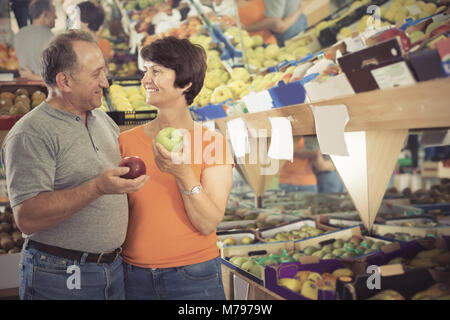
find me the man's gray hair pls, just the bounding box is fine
[41,29,97,87]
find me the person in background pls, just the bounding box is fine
[236,0,277,44]
[2,30,148,300]
[76,1,114,62]
[243,0,308,46]
[10,0,31,28]
[278,137,318,193]
[13,0,56,80]
[119,36,234,300]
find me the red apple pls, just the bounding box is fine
[376,29,411,52]
[119,156,146,179]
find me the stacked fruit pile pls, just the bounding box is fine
[108,83,156,113]
[381,0,444,23]
[277,268,354,300]
[386,247,447,270]
[0,43,19,71]
[0,88,46,116]
[263,225,325,242]
[0,205,24,255]
[300,237,387,259]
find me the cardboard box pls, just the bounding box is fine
[0,253,20,290]
[257,218,331,243]
[335,266,437,300]
[338,38,416,93]
[421,161,450,179]
[408,48,447,81]
[264,259,344,300]
[217,230,257,247]
[337,237,450,299]
[220,241,296,285]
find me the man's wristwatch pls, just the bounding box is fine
[180,184,202,196]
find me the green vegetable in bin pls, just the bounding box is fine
[360,241,370,249]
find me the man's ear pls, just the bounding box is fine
[55,72,73,93]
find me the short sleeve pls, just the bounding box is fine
[264,0,285,18]
[2,134,56,207]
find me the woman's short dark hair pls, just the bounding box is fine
[41,29,97,87]
[29,0,52,20]
[77,1,105,32]
[140,37,207,105]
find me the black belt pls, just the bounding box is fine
[27,240,121,264]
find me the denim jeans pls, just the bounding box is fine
[19,242,125,300]
[279,183,318,193]
[124,257,226,300]
[316,171,345,193]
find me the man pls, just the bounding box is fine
[13,0,56,80]
[244,0,307,46]
[2,29,149,300]
[10,0,31,28]
[76,1,114,62]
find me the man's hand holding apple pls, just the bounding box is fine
[94,167,149,195]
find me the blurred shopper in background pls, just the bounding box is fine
[10,0,31,28]
[13,0,56,80]
[76,1,114,62]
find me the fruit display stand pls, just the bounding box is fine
[214,77,450,232]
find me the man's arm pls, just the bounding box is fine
[271,2,306,34]
[13,167,149,235]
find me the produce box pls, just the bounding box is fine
[378,201,425,218]
[421,161,450,179]
[384,216,438,227]
[257,218,331,243]
[371,223,438,242]
[264,259,346,300]
[0,81,47,130]
[335,266,444,300]
[294,225,392,260]
[220,241,296,285]
[217,229,258,247]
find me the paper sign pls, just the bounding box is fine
[310,105,350,156]
[370,61,416,89]
[267,117,294,161]
[242,91,273,114]
[226,118,249,158]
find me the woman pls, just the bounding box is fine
[237,0,277,45]
[119,37,234,300]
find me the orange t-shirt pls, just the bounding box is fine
[118,125,233,268]
[98,38,114,62]
[238,0,277,45]
[278,137,317,186]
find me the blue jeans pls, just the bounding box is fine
[124,257,226,300]
[279,183,318,193]
[275,13,308,46]
[316,171,345,193]
[19,242,125,300]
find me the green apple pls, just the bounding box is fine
[204,72,222,90]
[222,237,237,246]
[210,85,233,104]
[252,35,263,47]
[240,236,253,245]
[264,44,280,59]
[231,67,251,83]
[227,80,247,98]
[155,127,183,152]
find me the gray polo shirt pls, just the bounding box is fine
[1,102,128,253]
[13,25,54,75]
